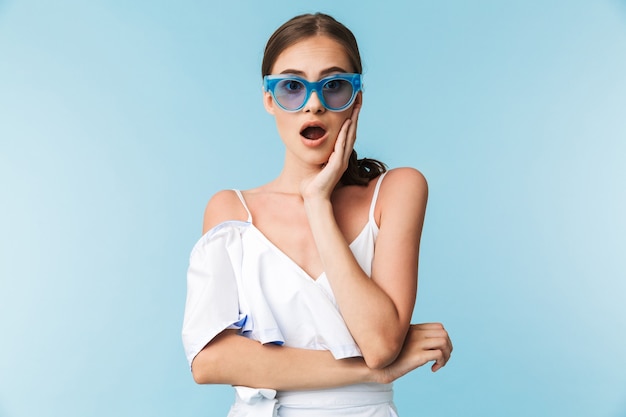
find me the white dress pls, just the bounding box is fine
[182,173,398,417]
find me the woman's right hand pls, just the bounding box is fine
[375,323,453,384]
[299,103,360,202]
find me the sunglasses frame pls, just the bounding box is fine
[263,73,362,112]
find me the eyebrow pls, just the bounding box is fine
[278,66,350,77]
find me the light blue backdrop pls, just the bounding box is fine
[1,1,625,416]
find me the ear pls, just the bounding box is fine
[355,91,363,106]
[263,91,276,115]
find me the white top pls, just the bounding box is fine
[182,173,399,417]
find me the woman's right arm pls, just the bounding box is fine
[191,324,452,389]
[191,330,371,389]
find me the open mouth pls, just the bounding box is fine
[300,125,327,140]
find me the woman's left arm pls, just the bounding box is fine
[304,169,426,369]
[301,108,427,369]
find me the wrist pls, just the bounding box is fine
[368,366,391,384]
[303,195,333,214]
[341,357,382,384]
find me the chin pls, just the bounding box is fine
[302,150,334,167]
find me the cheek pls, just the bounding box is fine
[331,113,352,134]
[273,114,298,138]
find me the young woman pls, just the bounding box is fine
[182,13,452,417]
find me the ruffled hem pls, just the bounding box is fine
[183,220,363,370]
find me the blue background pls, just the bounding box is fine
[1,1,625,416]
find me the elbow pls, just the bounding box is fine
[192,364,222,385]
[189,330,239,385]
[362,339,403,370]
[190,353,218,385]
[364,355,392,370]
[191,367,208,384]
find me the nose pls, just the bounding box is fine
[303,90,325,113]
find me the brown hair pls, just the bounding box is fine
[262,13,386,186]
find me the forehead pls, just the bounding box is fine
[271,35,352,75]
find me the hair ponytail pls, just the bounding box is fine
[340,150,386,186]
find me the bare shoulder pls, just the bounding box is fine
[376,168,428,237]
[202,189,249,234]
[379,167,428,203]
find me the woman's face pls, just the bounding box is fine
[263,35,361,167]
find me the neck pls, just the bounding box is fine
[269,152,326,195]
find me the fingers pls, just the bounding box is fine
[299,103,362,199]
[326,103,361,173]
[346,103,360,150]
[336,119,351,151]
[410,322,453,353]
[431,352,446,372]
[339,102,360,147]
[350,101,362,124]
[325,120,349,174]
[411,322,445,331]
[405,322,453,372]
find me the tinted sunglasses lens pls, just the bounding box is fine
[322,79,354,110]
[274,79,306,110]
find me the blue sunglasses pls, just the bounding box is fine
[263,73,362,112]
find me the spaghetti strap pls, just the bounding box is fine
[368,172,388,221]
[232,189,253,223]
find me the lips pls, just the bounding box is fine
[300,122,327,140]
